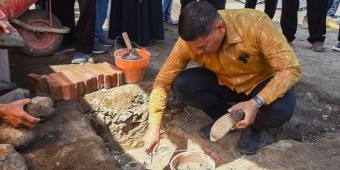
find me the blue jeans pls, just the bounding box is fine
[327,0,340,17]
[162,0,173,21]
[95,0,109,40]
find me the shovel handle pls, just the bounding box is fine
[122,32,133,51]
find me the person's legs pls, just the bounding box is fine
[306,0,328,45]
[163,0,172,21]
[73,0,96,54]
[163,0,177,24]
[172,67,296,155]
[280,0,299,42]
[180,0,195,10]
[95,0,109,40]
[207,0,226,10]
[264,0,278,19]
[332,27,340,51]
[237,76,296,155]
[94,0,112,50]
[244,0,257,9]
[51,0,75,48]
[327,0,340,17]
[172,67,247,121]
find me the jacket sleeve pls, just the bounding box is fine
[148,38,191,124]
[255,15,302,104]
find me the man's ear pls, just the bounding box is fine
[215,21,225,33]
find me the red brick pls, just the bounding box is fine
[41,75,62,100]
[82,64,105,89]
[88,64,113,89]
[96,62,124,87]
[49,72,77,100]
[70,66,97,94]
[27,73,49,95]
[60,69,85,97]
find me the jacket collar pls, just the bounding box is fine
[218,10,243,45]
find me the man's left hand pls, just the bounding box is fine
[228,99,259,129]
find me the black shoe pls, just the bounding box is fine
[199,123,213,140]
[237,127,261,155]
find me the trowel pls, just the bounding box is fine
[121,32,141,60]
[210,110,245,142]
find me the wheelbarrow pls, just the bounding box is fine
[0,0,70,57]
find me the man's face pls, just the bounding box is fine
[186,21,226,55]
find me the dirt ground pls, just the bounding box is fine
[4,1,340,170]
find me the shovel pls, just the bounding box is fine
[121,32,141,60]
[210,110,245,142]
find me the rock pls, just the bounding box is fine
[0,144,27,170]
[215,158,264,170]
[210,110,244,142]
[121,161,144,170]
[31,96,54,108]
[0,88,30,104]
[25,96,55,121]
[0,124,36,149]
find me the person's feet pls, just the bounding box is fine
[164,18,178,25]
[71,52,93,64]
[98,37,114,47]
[332,42,340,52]
[302,16,308,29]
[237,127,261,155]
[199,122,213,140]
[312,41,325,52]
[52,46,75,56]
[92,42,108,54]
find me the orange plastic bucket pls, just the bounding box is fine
[114,48,150,84]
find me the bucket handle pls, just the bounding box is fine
[114,36,144,52]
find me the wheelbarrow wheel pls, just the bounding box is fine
[17,9,63,57]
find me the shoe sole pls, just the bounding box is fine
[92,50,107,54]
[332,47,340,51]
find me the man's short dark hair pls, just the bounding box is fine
[178,1,220,41]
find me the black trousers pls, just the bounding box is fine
[245,0,278,19]
[280,0,328,43]
[108,0,164,46]
[51,0,96,53]
[172,67,296,131]
[180,0,226,10]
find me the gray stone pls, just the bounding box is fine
[0,124,36,149]
[31,96,54,108]
[0,144,27,170]
[0,88,29,104]
[25,96,55,121]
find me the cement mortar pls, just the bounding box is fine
[82,84,149,150]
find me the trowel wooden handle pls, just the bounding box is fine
[122,32,133,51]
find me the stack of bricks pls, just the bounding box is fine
[27,62,124,100]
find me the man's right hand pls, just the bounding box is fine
[0,99,40,129]
[143,123,161,154]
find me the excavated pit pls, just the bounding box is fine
[80,82,340,169]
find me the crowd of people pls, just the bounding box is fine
[32,0,340,64]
